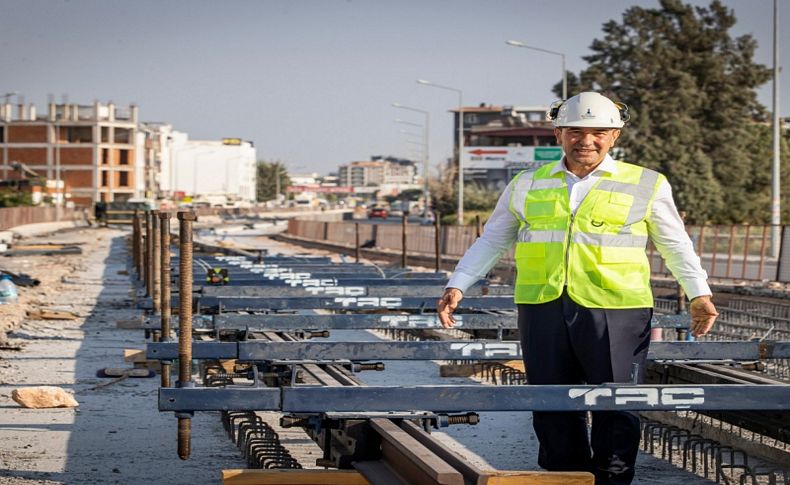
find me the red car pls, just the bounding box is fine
[368,207,389,219]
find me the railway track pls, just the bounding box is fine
[132,211,790,484]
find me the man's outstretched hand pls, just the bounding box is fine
[437,288,464,328]
[689,295,718,337]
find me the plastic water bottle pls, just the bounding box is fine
[0,275,18,305]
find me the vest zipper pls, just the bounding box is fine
[564,213,574,286]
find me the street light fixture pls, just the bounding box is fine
[506,40,567,101]
[1,91,18,104]
[393,104,432,216]
[415,80,465,223]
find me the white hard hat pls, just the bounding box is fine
[549,92,629,128]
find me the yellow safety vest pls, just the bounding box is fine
[508,160,664,308]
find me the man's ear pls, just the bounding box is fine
[553,127,563,144]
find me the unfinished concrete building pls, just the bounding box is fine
[0,102,139,206]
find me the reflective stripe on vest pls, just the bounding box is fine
[509,160,664,308]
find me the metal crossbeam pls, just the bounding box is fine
[147,340,790,361]
[198,278,454,288]
[159,384,790,412]
[201,296,515,312]
[188,271,449,279]
[143,312,686,332]
[143,313,516,331]
[199,284,510,297]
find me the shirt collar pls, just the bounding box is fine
[550,154,618,177]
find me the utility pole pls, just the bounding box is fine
[772,0,781,258]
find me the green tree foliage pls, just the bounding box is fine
[0,189,34,207]
[428,163,501,224]
[464,183,501,212]
[428,163,458,218]
[554,0,774,223]
[255,160,291,202]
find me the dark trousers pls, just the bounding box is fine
[518,291,652,485]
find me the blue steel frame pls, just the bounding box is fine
[142,313,688,332]
[159,384,790,413]
[201,295,516,312]
[146,340,790,362]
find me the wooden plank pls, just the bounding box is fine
[26,309,79,320]
[117,317,145,329]
[371,418,463,485]
[123,349,146,362]
[221,469,370,485]
[439,360,525,378]
[483,471,594,485]
[123,348,161,372]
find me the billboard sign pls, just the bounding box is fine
[286,185,355,194]
[462,146,563,171]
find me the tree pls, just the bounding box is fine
[0,189,34,207]
[255,160,290,202]
[558,0,772,223]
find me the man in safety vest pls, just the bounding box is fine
[437,92,718,485]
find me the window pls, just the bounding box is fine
[527,112,545,122]
[0,126,4,143]
[101,171,108,187]
[118,171,129,187]
[62,126,93,143]
[119,150,129,165]
[463,114,478,125]
[101,127,109,143]
[101,149,109,165]
[114,128,131,144]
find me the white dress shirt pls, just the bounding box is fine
[446,154,711,300]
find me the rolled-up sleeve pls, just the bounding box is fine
[647,180,712,299]
[446,182,520,293]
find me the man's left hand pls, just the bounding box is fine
[689,295,718,337]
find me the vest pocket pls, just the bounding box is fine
[591,191,633,227]
[525,199,560,222]
[514,242,548,284]
[597,246,647,290]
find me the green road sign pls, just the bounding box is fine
[535,147,563,161]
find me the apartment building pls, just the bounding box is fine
[0,102,139,206]
[168,132,257,203]
[338,158,416,188]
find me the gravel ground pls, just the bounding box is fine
[0,228,244,485]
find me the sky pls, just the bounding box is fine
[1,0,788,175]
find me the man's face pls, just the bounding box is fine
[554,127,621,170]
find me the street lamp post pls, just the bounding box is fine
[771,0,781,257]
[416,80,465,224]
[393,103,431,216]
[506,40,567,100]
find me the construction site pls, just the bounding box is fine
[0,208,787,485]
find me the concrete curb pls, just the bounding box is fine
[8,219,91,239]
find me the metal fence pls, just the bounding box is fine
[287,220,790,283]
[649,225,780,281]
[0,206,86,231]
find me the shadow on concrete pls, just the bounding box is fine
[61,233,245,484]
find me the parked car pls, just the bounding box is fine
[368,206,389,219]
